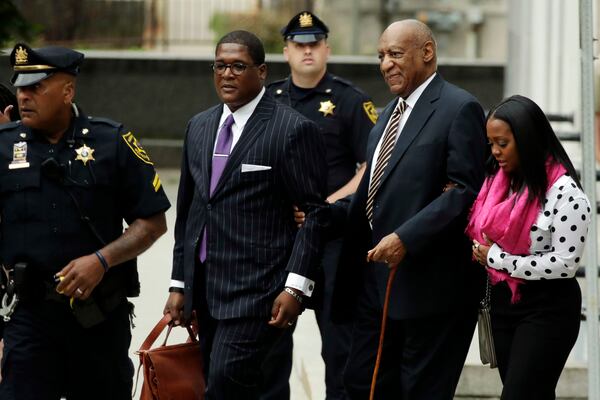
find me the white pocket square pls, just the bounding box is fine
[241,163,272,173]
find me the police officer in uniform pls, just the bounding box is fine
[265,12,377,400]
[0,43,170,400]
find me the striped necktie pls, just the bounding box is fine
[366,100,407,224]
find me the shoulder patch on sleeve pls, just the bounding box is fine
[363,101,378,124]
[152,172,162,192]
[266,78,287,89]
[122,131,153,165]
[88,116,122,128]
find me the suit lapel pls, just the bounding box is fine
[201,106,222,201]
[210,92,274,198]
[377,75,443,189]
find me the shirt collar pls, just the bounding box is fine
[400,72,436,110]
[221,87,266,129]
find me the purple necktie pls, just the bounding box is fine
[199,114,235,262]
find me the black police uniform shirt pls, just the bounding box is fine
[267,73,377,195]
[0,109,170,281]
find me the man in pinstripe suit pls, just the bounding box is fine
[164,30,328,399]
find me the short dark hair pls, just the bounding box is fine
[216,30,265,65]
[485,94,581,203]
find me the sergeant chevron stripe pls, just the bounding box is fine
[152,172,162,192]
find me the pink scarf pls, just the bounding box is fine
[466,162,566,303]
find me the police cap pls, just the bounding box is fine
[281,11,329,44]
[10,43,84,87]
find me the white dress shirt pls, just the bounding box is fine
[369,72,437,183]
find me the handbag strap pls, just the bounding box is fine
[139,313,172,352]
[481,274,491,309]
[161,323,198,346]
[139,313,199,352]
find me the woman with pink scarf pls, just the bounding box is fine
[466,95,590,399]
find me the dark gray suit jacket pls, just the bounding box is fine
[171,91,328,320]
[332,74,488,321]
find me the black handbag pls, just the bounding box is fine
[478,276,497,368]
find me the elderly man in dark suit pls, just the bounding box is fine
[163,30,327,399]
[331,20,487,399]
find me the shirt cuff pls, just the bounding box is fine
[285,273,315,297]
[170,279,185,289]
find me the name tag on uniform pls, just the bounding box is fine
[9,141,30,170]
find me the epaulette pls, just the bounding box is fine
[266,78,288,93]
[0,120,21,132]
[87,116,122,128]
[331,75,369,97]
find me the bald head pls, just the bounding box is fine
[385,20,436,53]
[378,19,437,98]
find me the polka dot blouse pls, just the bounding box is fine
[487,175,591,280]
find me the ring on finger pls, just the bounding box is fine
[75,288,83,296]
[287,321,294,326]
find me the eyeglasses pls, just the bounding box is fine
[211,62,257,76]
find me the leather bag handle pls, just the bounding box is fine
[161,323,197,346]
[139,313,198,353]
[139,313,172,352]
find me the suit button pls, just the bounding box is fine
[207,204,212,210]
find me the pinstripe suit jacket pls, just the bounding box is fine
[171,91,328,320]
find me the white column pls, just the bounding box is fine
[506,0,580,128]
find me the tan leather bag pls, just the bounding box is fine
[135,314,206,400]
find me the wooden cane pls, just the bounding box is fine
[369,265,397,400]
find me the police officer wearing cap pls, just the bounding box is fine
[0,43,170,400]
[265,11,377,400]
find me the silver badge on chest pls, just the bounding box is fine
[9,141,30,170]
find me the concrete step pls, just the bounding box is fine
[456,364,586,399]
